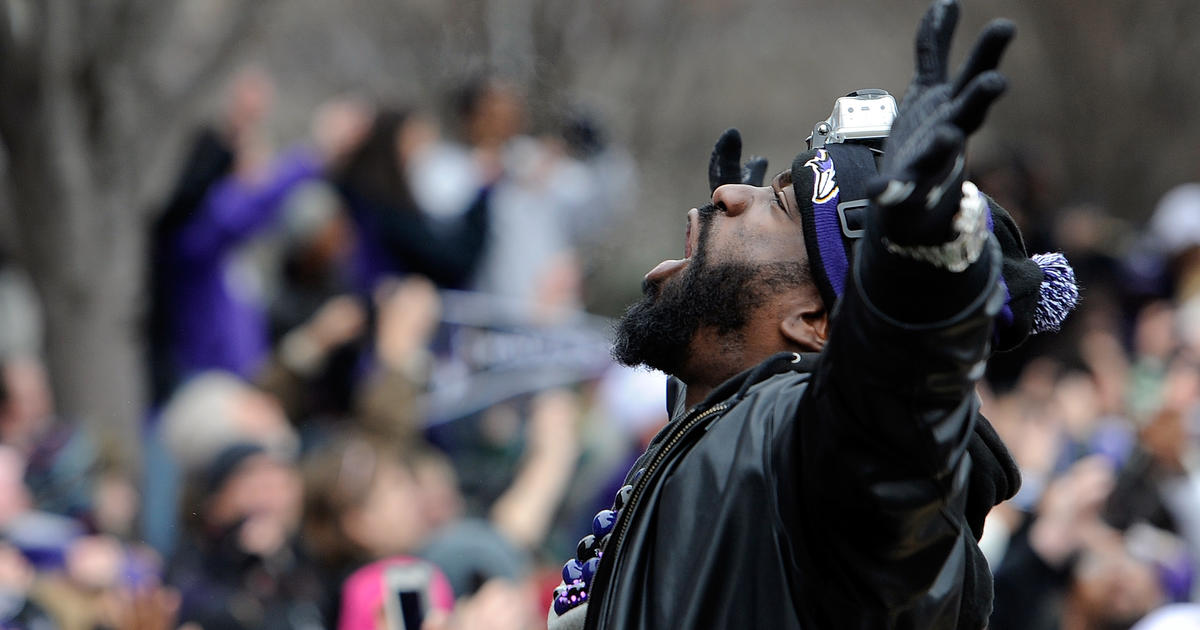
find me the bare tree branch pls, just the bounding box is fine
[77,0,130,67]
[0,1,13,59]
[0,3,15,104]
[95,0,175,68]
[0,0,45,104]
[625,0,691,158]
[39,1,100,288]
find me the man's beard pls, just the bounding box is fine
[612,206,806,376]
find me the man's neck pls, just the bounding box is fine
[682,383,712,410]
[677,331,750,410]
[678,347,814,410]
[679,365,740,409]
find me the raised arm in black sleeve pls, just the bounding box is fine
[780,2,1015,626]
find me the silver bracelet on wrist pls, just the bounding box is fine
[881,180,989,272]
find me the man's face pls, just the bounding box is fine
[612,172,811,377]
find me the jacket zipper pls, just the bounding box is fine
[591,401,731,624]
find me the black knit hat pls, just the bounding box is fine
[789,143,876,311]
[204,442,266,495]
[789,145,1078,352]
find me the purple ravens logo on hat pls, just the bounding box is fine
[803,149,838,204]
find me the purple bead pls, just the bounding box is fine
[576,534,598,561]
[553,594,571,616]
[592,509,617,538]
[562,558,584,583]
[613,485,633,511]
[559,582,586,611]
[581,556,599,585]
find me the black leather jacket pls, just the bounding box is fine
[572,238,1016,629]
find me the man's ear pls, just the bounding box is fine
[780,304,829,352]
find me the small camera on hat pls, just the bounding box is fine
[807,89,897,150]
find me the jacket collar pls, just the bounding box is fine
[666,352,821,422]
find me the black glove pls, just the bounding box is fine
[707,128,769,192]
[869,0,1014,248]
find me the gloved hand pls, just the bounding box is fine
[707,128,769,192]
[870,0,1014,249]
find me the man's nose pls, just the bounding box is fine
[711,184,759,217]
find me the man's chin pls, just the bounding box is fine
[610,295,694,376]
[614,256,805,379]
[611,344,689,376]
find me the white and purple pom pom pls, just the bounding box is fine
[1031,252,1079,334]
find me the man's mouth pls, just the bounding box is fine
[644,208,700,286]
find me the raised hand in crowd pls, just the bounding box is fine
[224,66,276,180]
[311,96,375,169]
[374,275,442,371]
[434,579,539,630]
[258,293,368,425]
[109,585,183,630]
[1079,328,1131,418]
[353,275,442,443]
[305,294,368,355]
[277,294,368,378]
[1029,455,1117,566]
[225,66,274,147]
[490,388,581,550]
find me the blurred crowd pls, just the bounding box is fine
[969,161,1200,629]
[1,64,1200,630]
[0,67,651,630]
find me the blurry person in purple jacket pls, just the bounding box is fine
[152,73,371,391]
[164,146,323,381]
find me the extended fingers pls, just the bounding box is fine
[708,128,743,192]
[952,19,1016,95]
[742,156,768,187]
[913,0,960,86]
[950,70,1008,136]
[910,125,964,186]
[868,126,962,207]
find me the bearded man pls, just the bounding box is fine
[548,1,1078,628]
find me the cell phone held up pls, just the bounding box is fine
[383,561,435,630]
